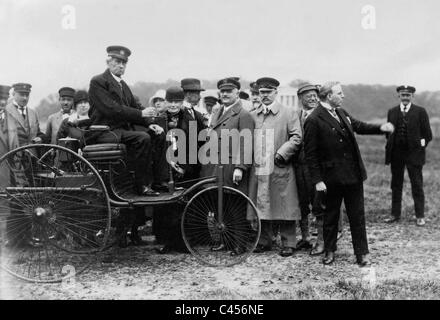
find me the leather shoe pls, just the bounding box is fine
[356,254,370,267]
[384,216,400,223]
[230,246,245,256]
[210,243,226,252]
[322,251,335,265]
[296,239,313,250]
[310,242,325,256]
[152,182,169,192]
[156,245,172,254]
[140,186,160,196]
[279,247,296,257]
[416,218,426,226]
[253,244,271,253]
[129,230,147,246]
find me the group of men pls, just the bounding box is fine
[0,45,433,266]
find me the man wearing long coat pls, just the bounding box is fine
[248,77,302,257]
[200,78,255,195]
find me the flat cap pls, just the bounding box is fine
[181,78,205,91]
[250,82,259,94]
[12,83,32,93]
[59,87,75,98]
[204,96,218,106]
[396,85,416,93]
[74,90,89,104]
[106,45,131,62]
[239,91,250,100]
[297,83,320,96]
[217,77,241,90]
[166,86,184,102]
[0,85,11,99]
[256,77,280,90]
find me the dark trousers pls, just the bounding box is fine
[324,182,368,255]
[153,203,187,251]
[391,151,425,218]
[295,164,323,239]
[96,125,168,189]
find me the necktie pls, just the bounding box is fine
[329,108,339,122]
[402,106,408,116]
[188,108,195,119]
[19,106,26,119]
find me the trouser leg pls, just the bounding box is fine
[323,186,343,253]
[295,165,311,240]
[391,156,405,218]
[407,164,425,218]
[258,220,273,248]
[343,183,369,256]
[151,131,169,184]
[279,221,297,248]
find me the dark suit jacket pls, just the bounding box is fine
[88,69,153,130]
[385,104,432,166]
[304,104,382,186]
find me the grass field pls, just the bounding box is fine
[1,135,439,300]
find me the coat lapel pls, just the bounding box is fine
[212,100,241,129]
[5,102,26,130]
[104,69,124,100]
[316,104,344,135]
[335,108,355,136]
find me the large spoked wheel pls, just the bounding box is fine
[0,144,111,282]
[181,186,260,267]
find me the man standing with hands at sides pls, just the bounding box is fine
[88,45,166,196]
[384,85,432,226]
[248,77,302,257]
[304,81,394,266]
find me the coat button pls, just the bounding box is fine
[339,139,343,142]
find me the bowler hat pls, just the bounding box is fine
[166,86,184,102]
[181,78,205,91]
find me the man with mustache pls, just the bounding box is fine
[304,81,394,266]
[88,46,167,196]
[248,77,302,257]
[249,82,261,111]
[45,87,75,144]
[384,85,432,226]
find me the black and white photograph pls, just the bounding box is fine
[0,0,439,305]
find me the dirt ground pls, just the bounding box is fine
[1,136,440,300]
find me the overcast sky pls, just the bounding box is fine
[1,0,440,105]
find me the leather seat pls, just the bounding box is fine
[82,143,126,161]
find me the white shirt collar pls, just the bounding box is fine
[110,72,122,84]
[400,102,411,112]
[13,101,27,115]
[223,99,239,112]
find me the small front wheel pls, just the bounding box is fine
[181,186,260,267]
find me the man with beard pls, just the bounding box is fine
[248,77,302,257]
[384,85,432,226]
[88,45,168,196]
[294,83,323,254]
[45,87,75,144]
[304,81,394,266]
